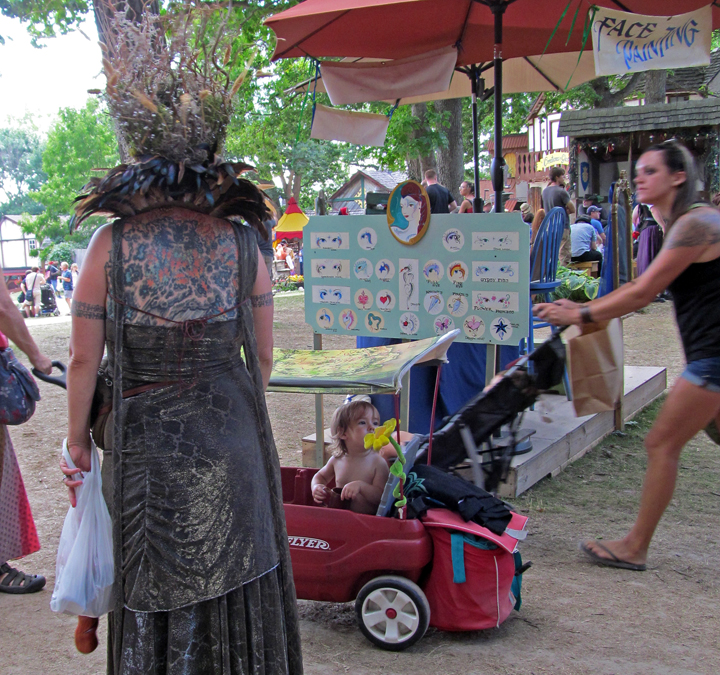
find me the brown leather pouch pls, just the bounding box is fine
[89,357,113,450]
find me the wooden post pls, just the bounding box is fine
[485,344,498,387]
[611,171,632,430]
[313,332,325,466]
[400,370,411,431]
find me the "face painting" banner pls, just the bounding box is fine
[591,5,711,77]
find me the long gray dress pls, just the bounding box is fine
[102,213,302,674]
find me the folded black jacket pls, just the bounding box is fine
[404,464,511,536]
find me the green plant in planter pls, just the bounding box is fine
[552,266,600,302]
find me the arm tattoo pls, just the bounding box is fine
[72,301,106,320]
[251,291,273,308]
[665,214,720,249]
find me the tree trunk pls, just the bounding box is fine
[433,98,463,202]
[644,70,667,105]
[406,103,436,181]
[591,72,643,108]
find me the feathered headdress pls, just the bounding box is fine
[72,2,269,233]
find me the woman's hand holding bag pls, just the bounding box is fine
[51,439,113,617]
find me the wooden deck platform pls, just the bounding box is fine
[496,365,666,498]
[301,365,667,498]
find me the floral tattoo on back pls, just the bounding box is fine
[106,211,246,325]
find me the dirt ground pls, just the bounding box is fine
[2,298,719,675]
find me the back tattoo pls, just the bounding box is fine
[107,211,244,325]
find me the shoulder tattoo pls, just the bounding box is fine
[665,212,720,249]
[71,301,106,320]
[251,291,273,308]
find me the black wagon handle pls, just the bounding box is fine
[32,361,67,389]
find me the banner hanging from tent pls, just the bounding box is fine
[320,47,458,106]
[310,104,389,146]
[591,5,711,77]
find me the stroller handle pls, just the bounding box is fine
[32,361,67,389]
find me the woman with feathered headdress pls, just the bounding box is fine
[60,7,303,673]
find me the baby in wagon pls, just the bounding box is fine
[311,397,390,515]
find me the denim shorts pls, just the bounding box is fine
[681,357,720,393]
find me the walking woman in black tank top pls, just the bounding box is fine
[535,140,720,572]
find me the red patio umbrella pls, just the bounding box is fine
[266,0,720,211]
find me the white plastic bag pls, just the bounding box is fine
[50,439,114,617]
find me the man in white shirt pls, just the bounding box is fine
[22,267,43,317]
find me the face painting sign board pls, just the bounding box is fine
[591,5,711,76]
[304,213,530,347]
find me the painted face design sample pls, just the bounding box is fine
[354,288,373,310]
[399,312,419,335]
[491,317,513,341]
[446,294,469,317]
[472,231,519,251]
[471,291,519,312]
[366,312,385,332]
[314,233,345,249]
[424,292,444,315]
[423,260,444,283]
[313,259,347,278]
[433,315,455,336]
[313,285,351,305]
[463,315,485,338]
[443,228,464,252]
[375,259,395,281]
[354,258,373,280]
[357,227,377,250]
[340,309,357,330]
[448,261,468,284]
[376,290,396,311]
[316,308,334,329]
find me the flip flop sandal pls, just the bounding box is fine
[0,562,47,594]
[579,541,646,572]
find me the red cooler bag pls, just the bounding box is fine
[421,508,528,632]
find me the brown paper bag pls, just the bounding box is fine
[565,318,623,416]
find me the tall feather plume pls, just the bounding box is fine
[74,2,270,236]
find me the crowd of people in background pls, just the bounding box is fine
[17,260,79,318]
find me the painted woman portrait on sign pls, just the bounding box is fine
[387,180,431,245]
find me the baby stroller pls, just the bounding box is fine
[415,332,566,493]
[39,283,60,316]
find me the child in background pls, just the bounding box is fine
[312,398,389,515]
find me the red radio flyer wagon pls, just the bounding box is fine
[268,330,566,650]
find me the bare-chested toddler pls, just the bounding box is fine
[311,398,390,515]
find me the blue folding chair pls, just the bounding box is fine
[529,207,567,303]
[522,207,571,398]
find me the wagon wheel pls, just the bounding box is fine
[355,576,430,651]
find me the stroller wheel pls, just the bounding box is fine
[53,310,60,316]
[355,575,429,651]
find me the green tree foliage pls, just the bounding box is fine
[0,117,47,216]
[0,0,89,45]
[227,56,360,209]
[41,240,75,264]
[25,98,119,241]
